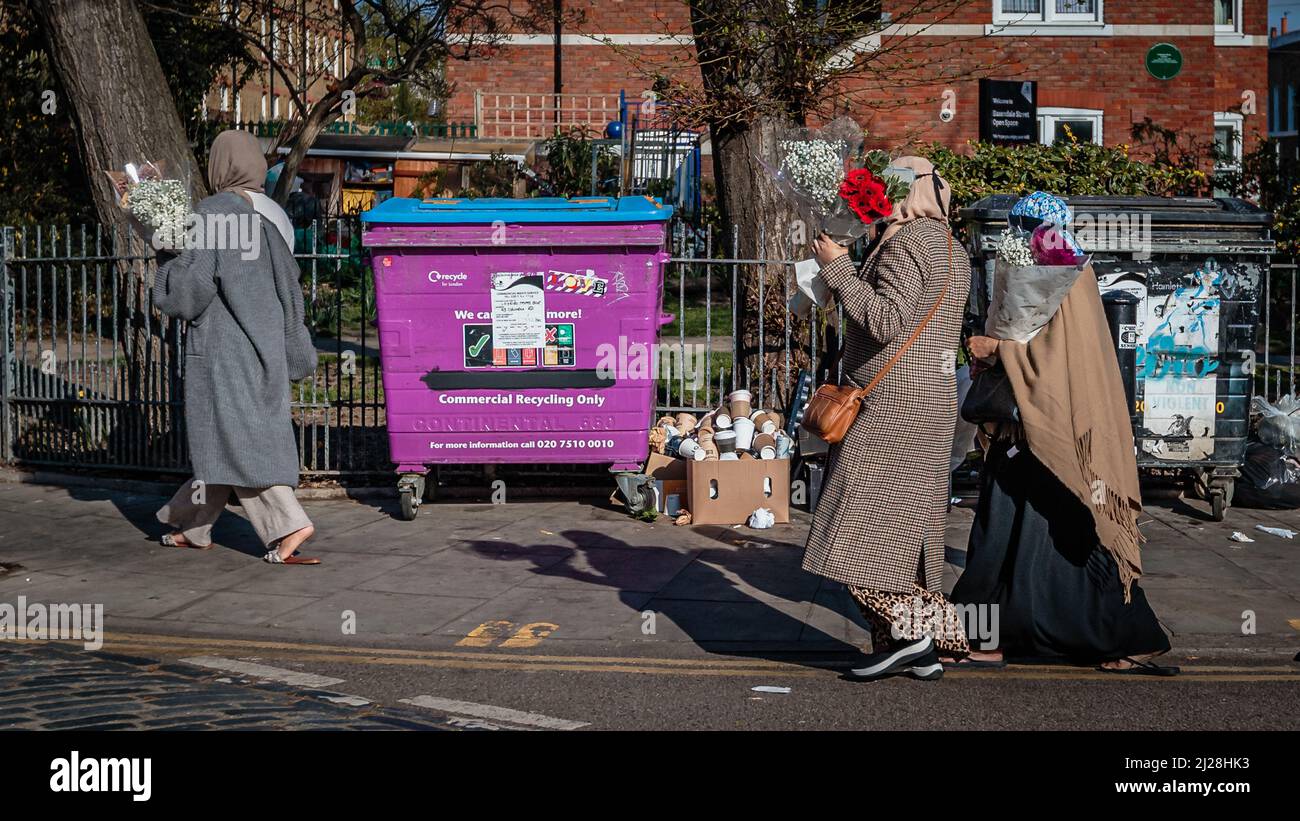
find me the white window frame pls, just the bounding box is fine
[1215,0,1241,34]
[1213,112,1244,174]
[991,0,1107,33]
[1038,107,1104,145]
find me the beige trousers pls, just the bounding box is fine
[156,481,312,549]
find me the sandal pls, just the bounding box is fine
[263,549,321,565]
[1097,656,1180,677]
[162,533,213,550]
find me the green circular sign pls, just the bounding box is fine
[1145,42,1183,80]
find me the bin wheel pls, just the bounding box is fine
[1209,488,1226,522]
[422,468,439,503]
[399,488,419,521]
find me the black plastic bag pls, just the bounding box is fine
[1234,441,1300,509]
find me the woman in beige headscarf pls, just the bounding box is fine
[152,130,322,565]
[802,156,975,681]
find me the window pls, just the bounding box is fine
[260,93,268,119]
[272,95,281,118]
[1038,107,1103,145]
[995,0,1102,24]
[1214,112,1243,173]
[1215,0,1240,32]
[219,86,230,112]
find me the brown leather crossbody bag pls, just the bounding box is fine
[801,235,953,445]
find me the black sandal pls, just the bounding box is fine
[1097,656,1180,677]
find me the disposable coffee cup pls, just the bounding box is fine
[775,430,793,459]
[714,430,737,454]
[728,390,752,419]
[719,452,740,461]
[675,413,698,435]
[750,411,777,435]
[657,415,678,429]
[696,428,715,445]
[661,424,681,439]
[759,445,777,459]
[753,432,776,451]
[702,441,720,460]
[714,406,733,429]
[733,417,756,450]
[677,437,707,461]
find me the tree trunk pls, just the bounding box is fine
[32,0,206,226]
[31,0,204,464]
[711,117,812,410]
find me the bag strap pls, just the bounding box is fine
[827,232,954,399]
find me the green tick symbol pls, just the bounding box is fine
[468,334,490,357]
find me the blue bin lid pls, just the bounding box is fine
[360,195,673,224]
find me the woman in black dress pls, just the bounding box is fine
[953,268,1176,676]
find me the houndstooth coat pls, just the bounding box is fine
[802,218,971,593]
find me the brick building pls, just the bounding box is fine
[444,0,1270,171]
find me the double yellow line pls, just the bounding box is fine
[59,631,1300,682]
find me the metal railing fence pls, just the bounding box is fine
[1,217,1294,478]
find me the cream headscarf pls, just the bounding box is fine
[207,130,267,202]
[874,155,952,248]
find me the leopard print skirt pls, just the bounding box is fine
[849,583,971,656]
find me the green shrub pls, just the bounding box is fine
[922,131,1205,211]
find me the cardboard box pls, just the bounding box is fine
[644,452,687,481]
[687,458,790,526]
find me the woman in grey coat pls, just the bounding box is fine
[152,130,321,565]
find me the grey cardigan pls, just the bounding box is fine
[153,192,317,487]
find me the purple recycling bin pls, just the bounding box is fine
[360,196,674,517]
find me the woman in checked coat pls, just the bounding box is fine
[802,156,973,680]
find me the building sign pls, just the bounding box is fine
[978,79,1038,146]
[1145,43,1183,80]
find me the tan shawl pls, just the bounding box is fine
[997,265,1145,598]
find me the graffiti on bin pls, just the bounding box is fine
[1097,258,1261,463]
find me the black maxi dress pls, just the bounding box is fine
[951,435,1170,663]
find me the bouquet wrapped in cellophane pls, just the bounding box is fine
[104,160,192,250]
[986,218,1090,342]
[766,117,910,245]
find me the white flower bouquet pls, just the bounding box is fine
[105,160,192,250]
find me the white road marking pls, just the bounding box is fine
[400,695,589,730]
[181,656,345,689]
[320,694,371,707]
[446,716,507,731]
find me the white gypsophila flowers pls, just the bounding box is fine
[129,178,190,247]
[780,138,846,209]
[995,228,1035,267]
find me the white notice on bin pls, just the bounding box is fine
[491,272,546,349]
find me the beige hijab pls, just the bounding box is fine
[997,266,1146,599]
[874,155,952,247]
[208,130,267,202]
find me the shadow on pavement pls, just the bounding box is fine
[465,528,868,671]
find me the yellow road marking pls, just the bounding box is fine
[455,620,515,648]
[18,632,1300,682]
[499,622,558,649]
